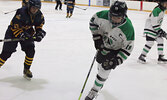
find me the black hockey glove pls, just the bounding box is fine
[157,29,166,37]
[102,58,118,70]
[94,39,104,51]
[34,30,46,42]
[64,0,67,5]
[96,50,111,64]
[20,32,32,40]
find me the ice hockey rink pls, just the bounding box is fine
[0,1,167,100]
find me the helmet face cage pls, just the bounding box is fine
[109,1,127,26]
[159,0,167,3]
[28,0,41,9]
[159,0,167,9]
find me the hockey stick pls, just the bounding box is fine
[0,38,25,42]
[4,9,18,14]
[0,36,37,42]
[74,6,87,10]
[78,51,97,100]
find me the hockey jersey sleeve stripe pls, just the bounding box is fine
[93,34,101,40]
[14,30,24,37]
[36,26,42,29]
[118,52,127,60]
[13,29,22,35]
[120,49,130,56]
[116,57,123,65]
[90,23,99,27]
[89,27,98,31]
[93,37,101,40]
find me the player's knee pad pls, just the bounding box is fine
[24,47,35,57]
[146,41,154,47]
[156,37,164,44]
[97,64,111,79]
[0,51,13,60]
[96,51,106,64]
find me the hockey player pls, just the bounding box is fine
[22,0,29,7]
[85,1,134,100]
[138,0,167,64]
[0,0,46,79]
[65,0,75,18]
[55,0,62,10]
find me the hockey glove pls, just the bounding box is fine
[94,39,104,51]
[34,30,46,42]
[20,32,32,40]
[64,1,67,5]
[157,29,166,37]
[102,58,118,70]
[96,50,110,64]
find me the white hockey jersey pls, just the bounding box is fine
[144,5,165,39]
[89,10,135,65]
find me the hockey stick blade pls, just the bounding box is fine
[83,8,87,10]
[4,9,18,14]
[74,6,87,10]
[23,75,31,81]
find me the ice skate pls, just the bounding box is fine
[85,89,98,100]
[23,69,33,80]
[66,15,70,18]
[138,54,146,64]
[158,55,167,64]
[66,13,69,18]
[69,14,72,18]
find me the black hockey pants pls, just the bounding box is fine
[0,29,35,69]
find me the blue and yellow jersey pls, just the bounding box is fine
[22,0,29,7]
[66,0,75,8]
[9,7,45,38]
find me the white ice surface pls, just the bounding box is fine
[0,1,167,100]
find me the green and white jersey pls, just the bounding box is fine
[144,5,165,39]
[89,10,135,65]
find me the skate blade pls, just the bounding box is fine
[23,75,31,81]
[157,61,167,64]
[137,60,146,64]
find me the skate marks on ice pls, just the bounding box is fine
[0,76,48,91]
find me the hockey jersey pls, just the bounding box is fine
[144,5,165,39]
[89,10,135,65]
[8,7,45,38]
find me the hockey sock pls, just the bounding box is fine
[66,13,69,18]
[0,58,6,68]
[92,64,111,91]
[156,37,164,55]
[142,41,154,56]
[24,56,33,69]
[69,13,72,17]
